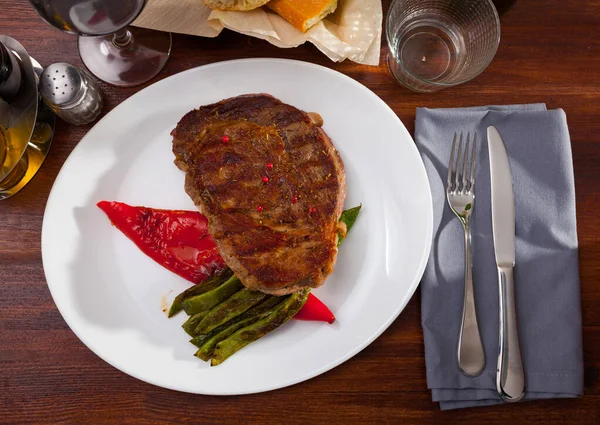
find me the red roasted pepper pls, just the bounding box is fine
[97,201,335,323]
[97,201,226,283]
[293,292,336,324]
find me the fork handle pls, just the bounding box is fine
[457,221,485,376]
[496,266,525,402]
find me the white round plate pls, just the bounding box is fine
[42,59,432,395]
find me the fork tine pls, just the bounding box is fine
[461,133,470,192]
[447,133,457,189]
[469,133,477,190]
[454,132,463,191]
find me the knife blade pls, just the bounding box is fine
[487,126,525,402]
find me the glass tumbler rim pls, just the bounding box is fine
[385,0,501,88]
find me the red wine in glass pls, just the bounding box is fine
[29,0,171,87]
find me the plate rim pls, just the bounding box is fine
[41,58,433,395]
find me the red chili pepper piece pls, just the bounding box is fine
[309,206,317,213]
[293,292,336,324]
[97,201,226,284]
[256,205,264,212]
[291,196,298,204]
[266,162,274,170]
[221,135,230,143]
[262,175,269,183]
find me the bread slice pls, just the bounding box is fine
[267,0,338,32]
[202,0,270,11]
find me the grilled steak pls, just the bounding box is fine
[171,94,346,295]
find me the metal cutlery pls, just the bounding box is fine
[487,125,525,402]
[446,132,485,377]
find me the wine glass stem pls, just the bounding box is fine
[112,29,133,49]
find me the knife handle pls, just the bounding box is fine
[496,266,525,402]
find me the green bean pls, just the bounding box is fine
[190,296,284,347]
[211,289,310,366]
[194,288,268,335]
[182,311,209,337]
[168,269,234,317]
[181,275,244,315]
[242,295,288,319]
[194,317,258,361]
[191,296,287,360]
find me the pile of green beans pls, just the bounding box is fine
[170,271,309,366]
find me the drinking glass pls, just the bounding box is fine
[29,0,171,87]
[386,0,500,92]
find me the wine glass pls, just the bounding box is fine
[29,0,171,87]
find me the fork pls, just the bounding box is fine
[446,132,485,377]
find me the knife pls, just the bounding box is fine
[487,126,525,402]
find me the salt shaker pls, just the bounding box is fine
[39,63,103,125]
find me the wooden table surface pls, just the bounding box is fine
[1,0,599,423]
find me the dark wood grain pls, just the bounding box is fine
[1,0,599,423]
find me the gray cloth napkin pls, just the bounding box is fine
[415,104,583,410]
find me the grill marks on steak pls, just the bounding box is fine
[172,94,346,295]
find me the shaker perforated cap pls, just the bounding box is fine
[39,62,84,106]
